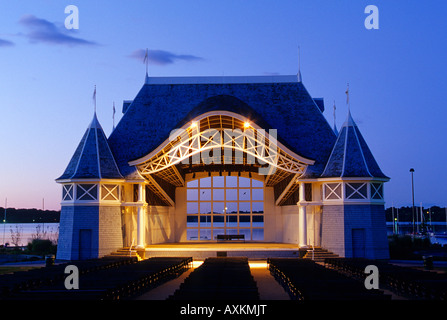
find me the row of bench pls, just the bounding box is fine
[268,258,391,300]
[0,256,137,298]
[169,257,259,300]
[324,258,447,300]
[1,257,192,300]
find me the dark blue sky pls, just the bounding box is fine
[0,1,446,210]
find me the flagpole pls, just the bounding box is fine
[333,100,336,128]
[112,101,116,130]
[345,83,350,111]
[2,198,7,246]
[93,85,97,114]
[144,48,148,77]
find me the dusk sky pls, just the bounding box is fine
[0,1,446,210]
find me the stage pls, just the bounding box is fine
[140,242,304,260]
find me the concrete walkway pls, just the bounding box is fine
[135,268,195,300]
[250,267,290,300]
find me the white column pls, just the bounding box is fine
[298,183,308,247]
[136,183,145,248]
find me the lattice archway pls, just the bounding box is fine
[128,111,315,206]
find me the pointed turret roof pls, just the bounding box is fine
[57,113,123,181]
[321,111,388,179]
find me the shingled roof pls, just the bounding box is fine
[57,113,123,181]
[107,75,337,179]
[321,111,388,179]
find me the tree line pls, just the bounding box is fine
[385,206,447,222]
[0,207,60,223]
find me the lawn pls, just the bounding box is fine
[0,266,41,275]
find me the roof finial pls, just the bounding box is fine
[333,100,338,135]
[297,46,302,82]
[92,85,97,114]
[345,82,350,112]
[112,101,116,131]
[144,48,149,82]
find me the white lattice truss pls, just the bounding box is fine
[133,115,313,178]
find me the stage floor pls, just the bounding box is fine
[145,242,300,250]
[142,242,303,259]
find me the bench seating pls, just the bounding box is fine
[1,257,192,300]
[268,258,391,300]
[216,234,245,241]
[324,257,447,300]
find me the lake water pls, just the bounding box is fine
[1,223,59,247]
[2,222,446,247]
[387,222,447,246]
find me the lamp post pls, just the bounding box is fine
[2,198,7,246]
[410,168,415,236]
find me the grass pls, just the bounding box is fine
[0,266,41,275]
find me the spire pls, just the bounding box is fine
[56,113,123,181]
[321,109,388,179]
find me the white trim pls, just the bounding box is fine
[320,181,386,205]
[101,129,124,179]
[129,111,313,181]
[60,202,122,207]
[57,178,125,183]
[351,123,373,177]
[321,200,385,205]
[62,184,74,201]
[71,127,90,179]
[345,182,368,200]
[323,182,342,200]
[121,202,147,207]
[100,184,120,201]
[300,177,390,182]
[76,183,98,201]
[94,120,102,179]
[340,121,349,177]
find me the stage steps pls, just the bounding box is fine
[302,247,339,262]
[144,249,303,260]
[110,244,307,260]
[108,247,143,261]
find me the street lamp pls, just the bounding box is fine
[2,198,7,246]
[410,168,415,236]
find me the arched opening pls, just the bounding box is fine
[128,111,314,207]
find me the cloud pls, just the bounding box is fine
[0,38,14,47]
[18,14,97,46]
[128,49,204,65]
